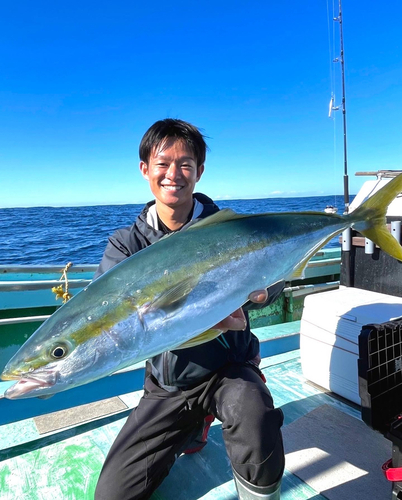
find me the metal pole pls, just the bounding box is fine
[337,0,349,214]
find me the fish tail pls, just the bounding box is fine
[351,174,402,261]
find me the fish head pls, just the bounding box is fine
[1,328,85,399]
[0,305,119,399]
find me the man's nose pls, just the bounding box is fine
[166,163,181,179]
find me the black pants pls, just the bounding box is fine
[95,363,284,500]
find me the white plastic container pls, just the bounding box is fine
[300,286,402,405]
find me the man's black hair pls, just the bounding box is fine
[139,119,208,167]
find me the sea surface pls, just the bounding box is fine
[0,195,351,266]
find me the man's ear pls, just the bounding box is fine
[139,161,149,180]
[196,164,205,182]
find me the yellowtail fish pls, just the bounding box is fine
[3,174,402,399]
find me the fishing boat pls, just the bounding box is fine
[2,3,402,500]
[324,205,338,214]
[0,216,401,500]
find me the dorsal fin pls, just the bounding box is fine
[187,209,241,230]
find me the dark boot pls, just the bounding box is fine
[232,468,281,499]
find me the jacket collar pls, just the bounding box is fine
[136,193,219,243]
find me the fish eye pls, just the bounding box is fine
[50,343,70,359]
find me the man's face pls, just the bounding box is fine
[140,138,204,210]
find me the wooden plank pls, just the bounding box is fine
[34,397,128,435]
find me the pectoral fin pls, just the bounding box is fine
[151,275,199,310]
[176,329,223,349]
[140,275,199,318]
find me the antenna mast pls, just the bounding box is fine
[333,0,349,214]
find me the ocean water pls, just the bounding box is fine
[0,195,349,266]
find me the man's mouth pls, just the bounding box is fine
[161,185,183,191]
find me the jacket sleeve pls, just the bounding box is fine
[93,230,132,279]
[242,280,285,311]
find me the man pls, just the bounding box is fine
[94,119,285,500]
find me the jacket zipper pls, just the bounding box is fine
[163,351,171,386]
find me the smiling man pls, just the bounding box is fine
[94,119,285,500]
[140,137,204,228]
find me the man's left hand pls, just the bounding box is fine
[213,289,268,332]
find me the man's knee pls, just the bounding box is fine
[232,429,285,487]
[223,404,284,463]
[216,369,285,487]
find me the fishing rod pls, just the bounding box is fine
[333,0,349,214]
[330,0,352,286]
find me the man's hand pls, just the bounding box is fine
[248,289,269,304]
[212,289,268,333]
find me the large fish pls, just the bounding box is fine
[3,175,402,399]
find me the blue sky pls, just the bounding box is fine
[1,1,401,208]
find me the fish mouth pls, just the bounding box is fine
[2,371,58,400]
[0,372,18,381]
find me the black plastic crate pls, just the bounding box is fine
[359,320,402,499]
[359,320,402,434]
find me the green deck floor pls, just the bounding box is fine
[0,349,390,500]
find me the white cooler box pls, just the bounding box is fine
[300,286,402,405]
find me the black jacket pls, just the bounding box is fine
[95,193,284,390]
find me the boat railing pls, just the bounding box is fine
[0,264,98,274]
[0,264,97,311]
[355,169,402,179]
[0,251,341,309]
[0,279,91,292]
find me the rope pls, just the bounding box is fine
[52,262,73,303]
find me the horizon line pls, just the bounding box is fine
[0,193,352,210]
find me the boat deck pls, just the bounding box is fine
[0,337,393,500]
